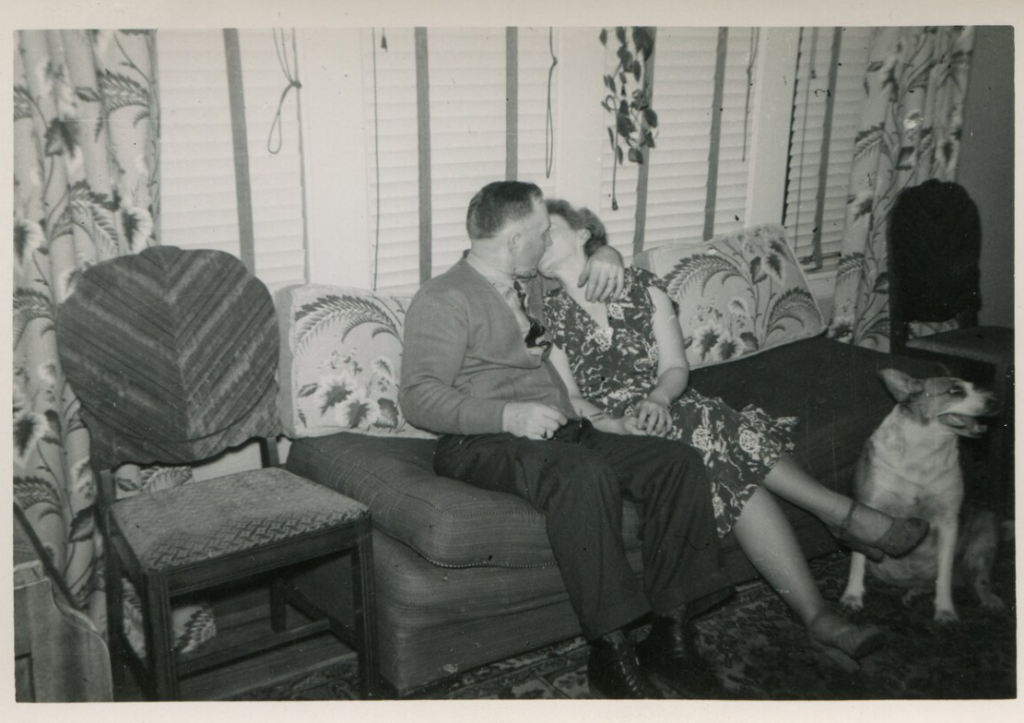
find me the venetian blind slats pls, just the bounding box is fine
[427,28,507,279]
[239,31,306,290]
[158,29,307,292]
[159,31,238,257]
[639,27,754,251]
[516,27,559,192]
[713,28,756,235]
[364,27,558,293]
[361,28,421,294]
[784,27,874,266]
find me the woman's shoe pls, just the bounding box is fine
[828,501,930,562]
[807,611,885,671]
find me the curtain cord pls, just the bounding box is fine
[545,28,558,178]
[268,28,302,155]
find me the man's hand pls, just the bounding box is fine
[577,245,624,302]
[502,402,568,440]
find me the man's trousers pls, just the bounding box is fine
[433,419,731,640]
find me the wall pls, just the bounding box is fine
[957,26,1015,328]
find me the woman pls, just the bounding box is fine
[537,199,930,664]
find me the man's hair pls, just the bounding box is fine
[466,181,544,240]
[545,198,609,258]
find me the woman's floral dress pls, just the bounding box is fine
[544,266,797,537]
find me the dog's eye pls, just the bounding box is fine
[947,385,965,397]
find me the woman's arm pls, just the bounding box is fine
[632,285,691,436]
[547,344,641,435]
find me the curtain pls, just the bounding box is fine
[826,26,975,350]
[12,30,172,637]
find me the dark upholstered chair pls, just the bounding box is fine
[887,179,1014,509]
[57,246,380,700]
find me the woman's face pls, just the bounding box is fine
[538,213,585,277]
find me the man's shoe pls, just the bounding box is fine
[636,615,721,697]
[587,634,662,699]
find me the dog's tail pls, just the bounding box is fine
[960,509,999,567]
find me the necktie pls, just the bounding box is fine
[513,279,552,359]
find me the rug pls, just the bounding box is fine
[234,537,1016,700]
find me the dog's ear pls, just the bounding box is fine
[879,368,925,402]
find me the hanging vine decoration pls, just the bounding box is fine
[599,26,658,211]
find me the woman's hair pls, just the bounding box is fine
[545,199,609,257]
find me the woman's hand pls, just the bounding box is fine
[591,414,647,436]
[620,414,652,435]
[633,399,671,437]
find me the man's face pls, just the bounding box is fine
[511,198,551,277]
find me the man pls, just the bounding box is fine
[399,181,731,698]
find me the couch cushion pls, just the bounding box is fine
[689,337,944,488]
[275,284,435,440]
[635,224,826,369]
[285,432,645,568]
[287,338,943,570]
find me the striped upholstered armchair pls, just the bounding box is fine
[57,246,380,700]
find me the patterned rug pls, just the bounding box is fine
[235,537,1017,701]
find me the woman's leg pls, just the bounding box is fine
[733,487,885,663]
[763,453,893,541]
[731,486,825,625]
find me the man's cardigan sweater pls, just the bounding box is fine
[399,259,576,436]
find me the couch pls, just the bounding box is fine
[277,225,939,696]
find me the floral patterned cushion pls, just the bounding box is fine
[634,224,826,369]
[114,463,217,655]
[123,579,216,658]
[276,285,436,439]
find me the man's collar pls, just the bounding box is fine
[465,250,514,286]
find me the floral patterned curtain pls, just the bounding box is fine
[827,26,975,350]
[13,30,161,632]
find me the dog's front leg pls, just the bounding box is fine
[933,518,959,623]
[841,551,869,611]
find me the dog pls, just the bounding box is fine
[840,369,1005,623]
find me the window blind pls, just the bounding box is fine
[426,28,508,280]
[602,27,756,260]
[784,27,874,268]
[159,31,237,257]
[158,29,307,292]
[363,27,561,293]
[516,27,560,193]
[360,26,868,290]
[361,28,420,294]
